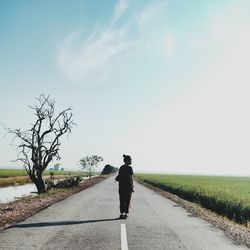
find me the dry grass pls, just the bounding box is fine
[0,176,31,187]
[0,175,79,187]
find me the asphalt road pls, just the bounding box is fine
[0,177,247,250]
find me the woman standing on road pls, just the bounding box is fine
[116,154,134,219]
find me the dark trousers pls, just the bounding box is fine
[119,188,132,213]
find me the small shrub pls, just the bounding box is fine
[46,176,81,190]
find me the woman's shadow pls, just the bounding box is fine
[12,218,120,228]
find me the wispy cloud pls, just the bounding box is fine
[57,26,138,82]
[135,0,173,59]
[57,0,169,82]
[112,0,130,24]
[136,0,168,27]
[57,0,135,82]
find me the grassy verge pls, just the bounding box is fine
[136,174,250,225]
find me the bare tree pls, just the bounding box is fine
[6,94,75,194]
[80,155,103,179]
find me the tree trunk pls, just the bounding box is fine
[30,173,46,194]
[34,176,46,194]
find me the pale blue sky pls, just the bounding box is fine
[1,0,250,175]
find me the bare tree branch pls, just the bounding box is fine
[6,94,76,194]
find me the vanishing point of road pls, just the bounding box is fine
[0,177,247,250]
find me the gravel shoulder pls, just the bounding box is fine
[136,178,250,248]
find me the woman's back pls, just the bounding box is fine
[118,164,133,189]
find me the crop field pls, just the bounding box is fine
[0,169,89,187]
[0,169,85,178]
[136,174,250,225]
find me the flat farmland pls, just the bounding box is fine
[136,174,250,225]
[0,169,84,178]
[0,169,87,187]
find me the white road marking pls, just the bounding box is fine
[121,224,128,250]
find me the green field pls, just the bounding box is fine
[0,169,85,178]
[136,174,250,225]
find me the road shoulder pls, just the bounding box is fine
[136,178,250,248]
[0,176,107,231]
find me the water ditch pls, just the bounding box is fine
[0,183,37,203]
[0,175,97,203]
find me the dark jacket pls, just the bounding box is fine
[117,164,133,191]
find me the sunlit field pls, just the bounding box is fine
[136,174,250,225]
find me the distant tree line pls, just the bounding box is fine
[101,164,118,175]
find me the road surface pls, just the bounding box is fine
[0,177,247,249]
